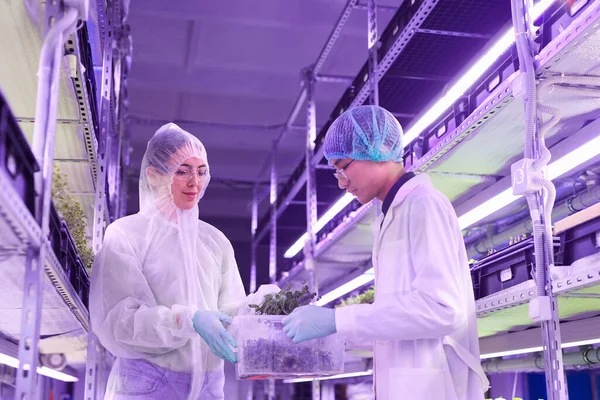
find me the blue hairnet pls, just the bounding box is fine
[323,105,404,164]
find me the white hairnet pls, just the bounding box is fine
[323,105,404,164]
[90,123,246,400]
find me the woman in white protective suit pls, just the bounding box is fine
[282,106,490,399]
[90,123,247,400]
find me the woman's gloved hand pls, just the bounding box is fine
[192,311,237,363]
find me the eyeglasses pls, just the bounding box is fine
[173,166,210,182]
[333,160,355,182]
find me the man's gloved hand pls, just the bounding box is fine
[282,305,337,343]
[192,311,237,363]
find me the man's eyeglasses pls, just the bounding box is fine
[333,160,355,182]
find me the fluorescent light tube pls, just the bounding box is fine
[457,133,600,230]
[0,352,79,382]
[284,193,355,258]
[458,188,516,230]
[283,370,374,384]
[547,134,600,180]
[480,337,600,359]
[403,0,556,145]
[480,346,544,360]
[38,366,79,382]
[316,268,375,306]
[0,353,20,369]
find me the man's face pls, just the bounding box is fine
[330,158,384,204]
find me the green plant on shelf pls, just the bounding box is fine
[52,165,94,273]
[338,286,375,307]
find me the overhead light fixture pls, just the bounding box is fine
[480,337,600,359]
[283,370,374,384]
[316,268,375,306]
[457,133,600,230]
[0,353,78,382]
[37,366,79,382]
[402,0,556,145]
[284,0,559,260]
[284,193,355,258]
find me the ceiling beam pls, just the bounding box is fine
[416,28,492,40]
[183,21,202,73]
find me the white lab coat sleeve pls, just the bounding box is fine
[343,336,375,352]
[90,224,198,358]
[217,236,247,316]
[335,193,467,341]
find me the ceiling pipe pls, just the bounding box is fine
[465,182,600,258]
[482,347,600,374]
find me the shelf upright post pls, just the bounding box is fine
[92,0,117,255]
[301,66,321,400]
[303,68,319,297]
[268,379,276,400]
[86,0,120,399]
[267,144,278,400]
[250,185,258,294]
[367,0,379,105]
[115,20,132,220]
[16,0,81,398]
[269,141,278,285]
[511,0,567,398]
[527,1,566,398]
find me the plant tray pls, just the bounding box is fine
[230,315,344,380]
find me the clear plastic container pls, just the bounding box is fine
[230,315,345,380]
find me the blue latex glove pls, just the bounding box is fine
[192,311,237,363]
[281,305,337,343]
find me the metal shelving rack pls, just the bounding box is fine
[252,0,600,398]
[0,0,130,398]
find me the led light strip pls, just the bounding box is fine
[0,353,79,382]
[284,0,557,260]
[457,133,600,229]
[283,369,374,384]
[315,268,375,306]
[284,193,354,258]
[480,337,600,359]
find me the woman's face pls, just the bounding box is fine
[170,157,209,210]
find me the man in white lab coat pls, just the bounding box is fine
[282,105,489,399]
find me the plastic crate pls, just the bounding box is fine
[0,92,39,216]
[557,215,600,265]
[48,203,68,267]
[72,260,90,308]
[48,202,90,308]
[231,315,344,380]
[471,237,561,300]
